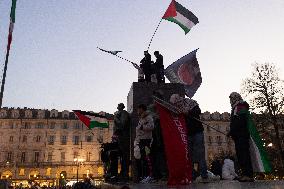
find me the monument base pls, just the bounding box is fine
[127,82,185,181]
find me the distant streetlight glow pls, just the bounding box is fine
[268,143,273,147]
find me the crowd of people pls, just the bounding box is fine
[101,91,255,184]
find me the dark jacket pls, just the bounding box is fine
[140,54,152,74]
[114,110,131,138]
[154,54,164,71]
[186,105,204,136]
[229,101,250,140]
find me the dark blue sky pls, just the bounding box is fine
[0,0,284,113]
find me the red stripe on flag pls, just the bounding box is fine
[74,111,91,128]
[163,0,177,19]
[7,22,13,52]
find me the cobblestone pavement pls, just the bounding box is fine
[123,180,284,189]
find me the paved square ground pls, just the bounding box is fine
[126,180,284,189]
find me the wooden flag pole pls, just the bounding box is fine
[147,18,163,51]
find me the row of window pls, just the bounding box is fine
[207,136,231,146]
[8,135,94,144]
[0,111,69,119]
[3,122,83,130]
[206,125,230,132]
[5,151,92,163]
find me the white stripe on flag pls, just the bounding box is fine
[249,136,265,172]
[86,115,107,123]
[174,12,196,30]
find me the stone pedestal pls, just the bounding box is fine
[127,82,185,180]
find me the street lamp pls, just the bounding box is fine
[74,158,84,183]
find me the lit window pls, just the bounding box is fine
[46,168,51,176]
[19,169,25,176]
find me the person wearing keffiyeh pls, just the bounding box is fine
[170,94,209,181]
[228,92,254,182]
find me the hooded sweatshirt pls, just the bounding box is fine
[136,111,155,140]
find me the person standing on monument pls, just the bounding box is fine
[227,92,254,182]
[148,90,168,181]
[135,104,155,183]
[113,103,131,181]
[170,94,214,182]
[153,51,165,83]
[140,51,152,83]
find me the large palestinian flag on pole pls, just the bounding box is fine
[73,110,109,129]
[163,0,199,34]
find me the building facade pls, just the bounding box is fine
[201,111,235,165]
[0,107,237,184]
[0,108,113,185]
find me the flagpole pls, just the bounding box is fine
[147,18,163,51]
[0,22,14,109]
[153,96,227,136]
[97,47,141,70]
[114,54,135,65]
[0,47,11,108]
[0,0,17,108]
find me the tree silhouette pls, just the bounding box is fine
[242,63,284,167]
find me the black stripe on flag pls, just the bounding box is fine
[175,1,199,24]
[73,110,106,118]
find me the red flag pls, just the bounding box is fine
[156,103,192,185]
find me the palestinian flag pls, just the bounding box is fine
[163,0,199,34]
[237,108,272,173]
[7,0,17,52]
[73,110,109,129]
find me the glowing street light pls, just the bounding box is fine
[268,143,273,147]
[74,158,84,182]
